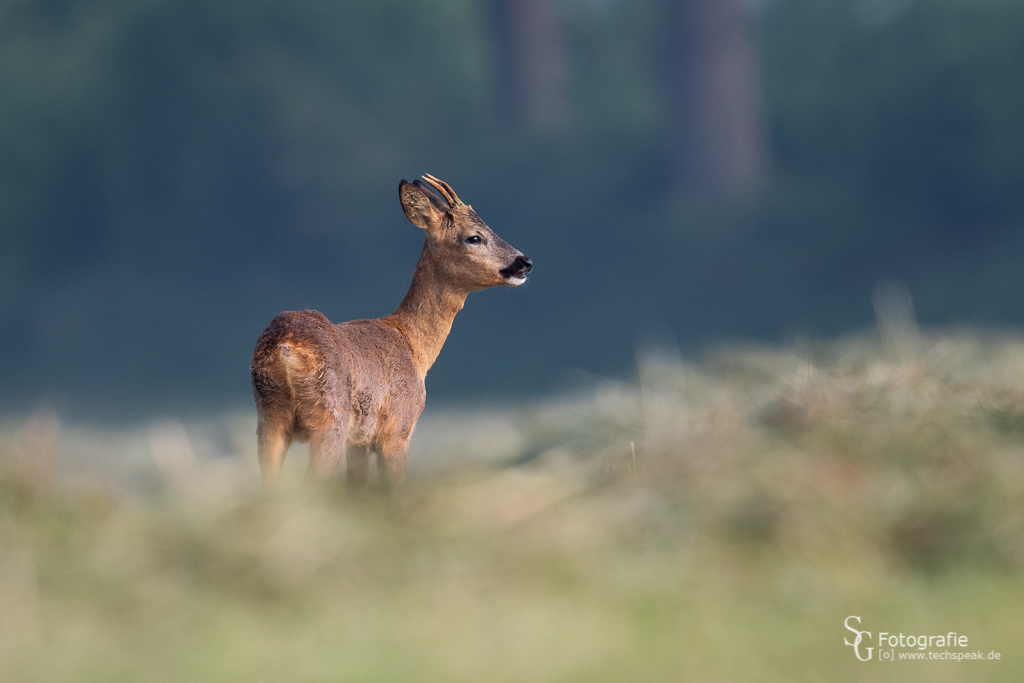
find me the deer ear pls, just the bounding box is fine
[399,180,445,231]
[411,179,449,212]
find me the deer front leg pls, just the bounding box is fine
[376,436,410,490]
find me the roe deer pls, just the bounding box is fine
[251,174,532,487]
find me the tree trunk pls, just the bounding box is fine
[491,0,566,131]
[665,0,767,197]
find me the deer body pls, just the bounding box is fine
[251,175,531,486]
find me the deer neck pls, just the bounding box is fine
[386,243,468,377]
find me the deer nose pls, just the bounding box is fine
[520,256,533,273]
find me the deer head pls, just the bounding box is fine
[399,174,532,291]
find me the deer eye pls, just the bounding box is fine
[465,235,482,244]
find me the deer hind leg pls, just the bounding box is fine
[346,444,372,489]
[307,424,349,480]
[257,420,291,483]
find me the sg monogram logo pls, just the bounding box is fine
[844,616,874,661]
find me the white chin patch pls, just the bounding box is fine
[505,274,527,286]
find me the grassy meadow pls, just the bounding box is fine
[3,327,1024,681]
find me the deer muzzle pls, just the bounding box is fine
[500,255,533,284]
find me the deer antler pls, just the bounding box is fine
[421,173,465,208]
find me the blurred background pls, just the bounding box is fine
[2,0,1024,418]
